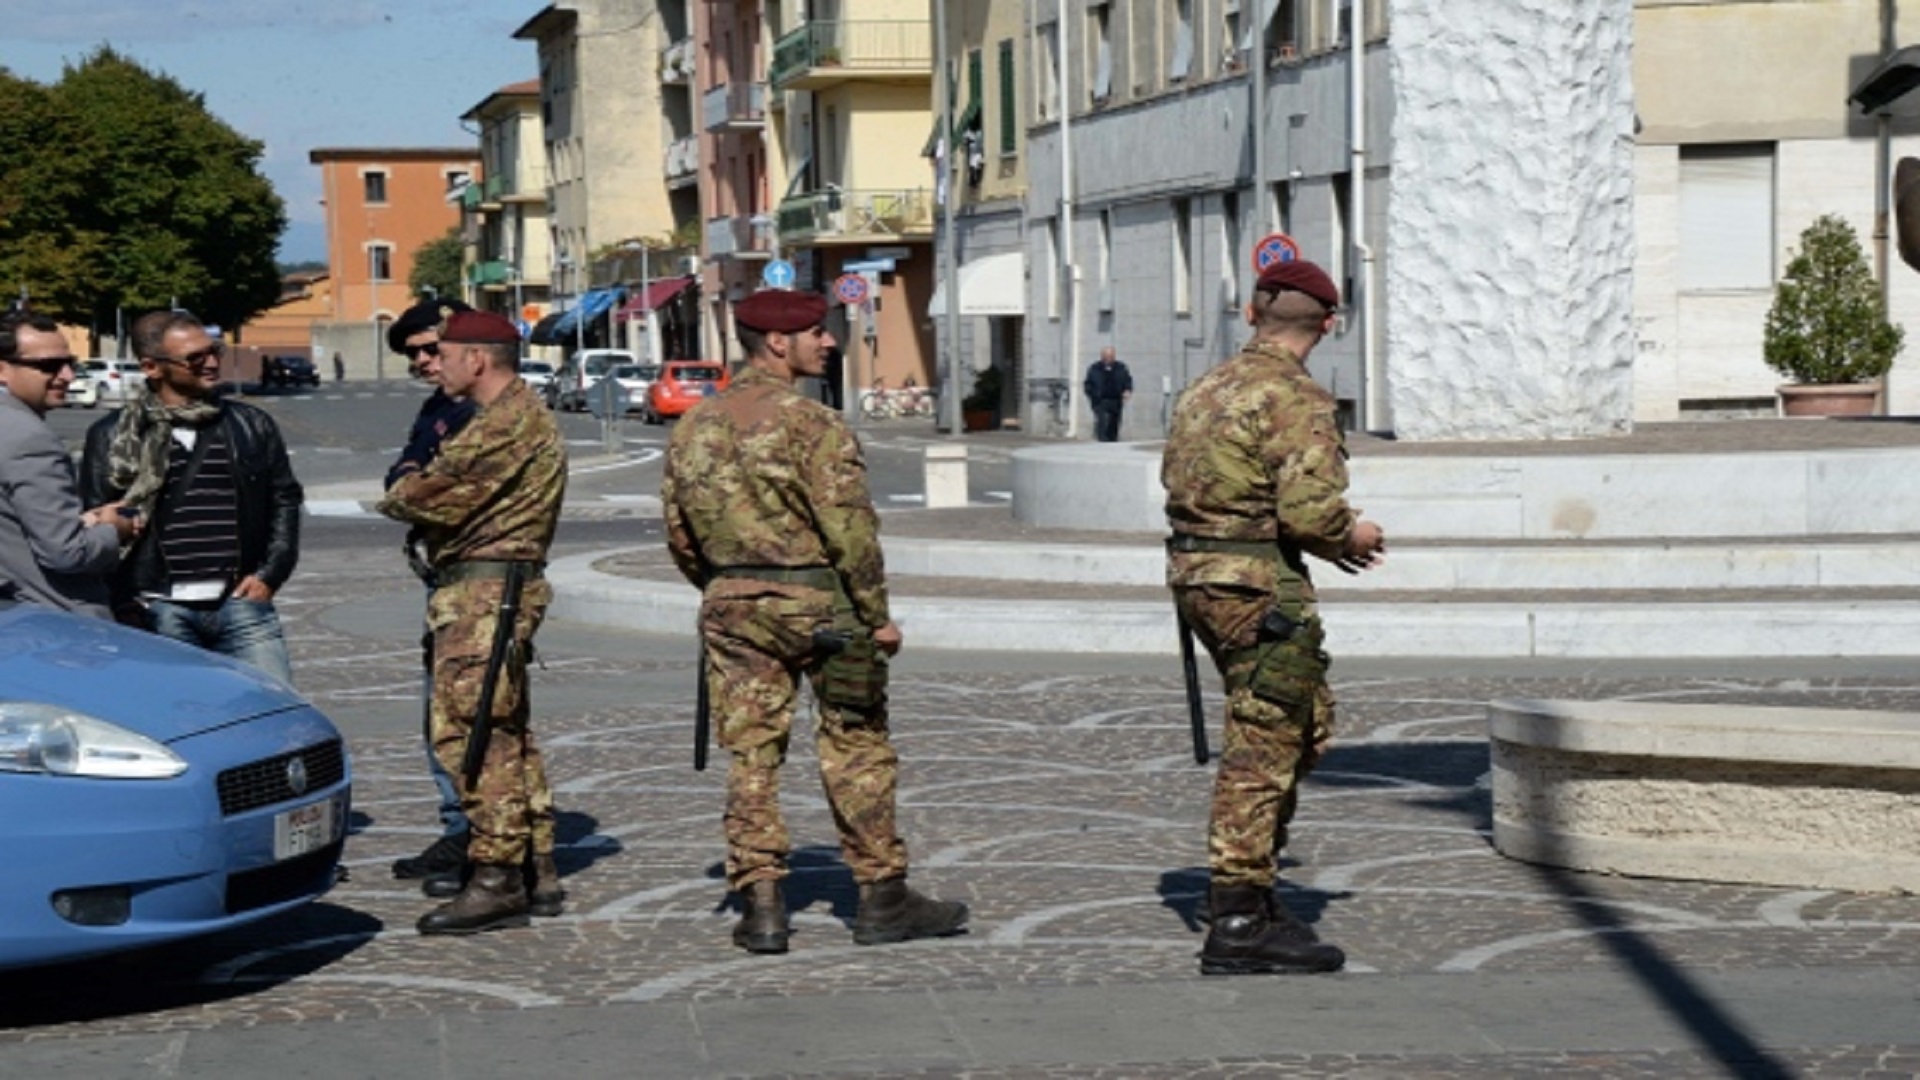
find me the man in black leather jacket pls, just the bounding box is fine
[79,310,303,683]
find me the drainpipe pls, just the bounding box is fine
[1350,0,1381,430]
[1877,0,1895,413]
[1254,0,1270,231]
[1062,1,1082,438]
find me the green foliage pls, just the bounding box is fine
[0,48,286,333]
[409,227,465,302]
[963,365,1002,413]
[1763,214,1904,384]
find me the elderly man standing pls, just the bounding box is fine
[0,310,140,616]
[662,289,967,955]
[379,311,567,936]
[80,311,302,680]
[1083,346,1132,442]
[1162,260,1385,976]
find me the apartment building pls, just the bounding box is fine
[694,0,779,364]
[459,80,553,332]
[768,0,937,395]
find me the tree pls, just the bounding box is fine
[409,227,465,303]
[1763,214,1904,385]
[0,49,285,334]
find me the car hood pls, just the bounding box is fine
[0,604,306,742]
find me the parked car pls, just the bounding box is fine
[607,362,661,414]
[643,360,730,423]
[72,359,144,408]
[554,349,638,412]
[518,359,556,401]
[0,601,351,971]
[262,355,322,389]
[64,364,100,409]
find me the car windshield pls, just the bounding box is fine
[675,366,722,382]
[83,361,108,374]
[522,362,553,375]
[611,365,646,379]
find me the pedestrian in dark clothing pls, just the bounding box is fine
[1084,346,1132,442]
[333,352,345,382]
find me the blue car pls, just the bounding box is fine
[0,601,351,970]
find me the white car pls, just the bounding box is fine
[518,359,556,400]
[607,362,661,413]
[554,349,638,412]
[81,360,145,406]
[64,366,99,408]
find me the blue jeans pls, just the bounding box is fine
[147,597,295,686]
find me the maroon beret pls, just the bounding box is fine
[1255,260,1340,309]
[735,289,828,334]
[440,310,521,344]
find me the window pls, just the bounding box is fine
[1036,22,1060,121]
[1222,0,1242,72]
[445,170,471,192]
[1090,4,1112,104]
[968,48,983,114]
[1679,144,1775,291]
[1170,0,1194,82]
[1330,172,1351,298]
[363,171,388,204]
[1271,179,1294,236]
[1097,209,1114,311]
[1221,192,1242,309]
[368,244,393,282]
[998,39,1017,155]
[1364,0,1390,41]
[1045,218,1061,319]
[1173,197,1193,315]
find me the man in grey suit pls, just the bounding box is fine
[0,310,140,617]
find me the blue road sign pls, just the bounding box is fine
[1254,232,1301,272]
[515,318,531,336]
[762,259,796,288]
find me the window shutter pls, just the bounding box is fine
[1679,146,1775,291]
[998,40,1017,154]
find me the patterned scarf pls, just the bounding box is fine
[105,383,224,517]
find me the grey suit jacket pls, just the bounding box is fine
[0,390,119,618]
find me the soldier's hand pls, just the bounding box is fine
[872,620,903,656]
[1333,519,1385,575]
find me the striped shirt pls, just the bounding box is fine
[156,426,240,598]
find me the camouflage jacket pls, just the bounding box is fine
[662,365,890,628]
[377,378,566,568]
[1161,340,1355,598]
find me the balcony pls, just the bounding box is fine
[702,82,764,132]
[776,187,933,247]
[466,260,515,288]
[769,20,932,92]
[665,135,699,188]
[705,215,775,261]
[660,37,695,85]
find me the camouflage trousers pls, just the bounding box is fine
[427,576,556,867]
[700,592,909,890]
[1173,583,1334,889]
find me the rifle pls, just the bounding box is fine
[1176,609,1211,765]
[693,641,711,771]
[460,561,529,787]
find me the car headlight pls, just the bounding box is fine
[0,702,187,779]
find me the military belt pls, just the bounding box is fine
[711,565,838,590]
[1165,534,1278,558]
[437,559,545,586]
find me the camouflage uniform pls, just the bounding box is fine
[378,378,566,867]
[1162,341,1356,890]
[662,365,908,890]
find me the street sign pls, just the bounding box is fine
[1254,232,1301,272]
[842,258,897,274]
[866,246,912,261]
[762,259,796,289]
[587,376,630,420]
[834,273,871,306]
[515,318,531,336]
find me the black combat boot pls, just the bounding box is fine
[528,852,566,918]
[1199,883,1343,975]
[416,863,530,935]
[732,880,791,954]
[392,831,468,880]
[852,877,969,946]
[1193,883,1318,939]
[422,863,467,899]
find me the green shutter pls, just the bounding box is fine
[998,40,1016,154]
[969,49,983,110]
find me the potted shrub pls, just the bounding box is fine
[962,365,1001,432]
[1763,213,1904,416]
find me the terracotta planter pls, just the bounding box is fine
[962,409,997,432]
[1777,382,1882,417]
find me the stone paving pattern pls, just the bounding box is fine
[3,544,1918,1076]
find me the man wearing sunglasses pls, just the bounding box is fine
[79,310,304,683]
[0,310,140,618]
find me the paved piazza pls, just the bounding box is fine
[4,541,1920,1076]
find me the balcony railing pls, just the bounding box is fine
[776,187,933,246]
[702,82,765,132]
[769,20,932,91]
[660,36,695,84]
[665,136,699,185]
[466,260,514,287]
[705,215,775,260]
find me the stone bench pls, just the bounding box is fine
[1489,698,1920,893]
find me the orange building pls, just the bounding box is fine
[237,271,334,351]
[309,148,479,324]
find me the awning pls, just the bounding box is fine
[928,251,1025,317]
[614,276,696,321]
[551,287,626,336]
[526,312,564,345]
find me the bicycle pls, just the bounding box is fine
[894,375,935,418]
[859,376,897,421]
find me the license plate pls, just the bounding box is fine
[700,384,716,397]
[273,796,340,861]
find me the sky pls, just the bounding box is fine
[0,1,540,265]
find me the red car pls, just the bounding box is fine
[643,360,731,423]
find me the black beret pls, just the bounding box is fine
[734,289,828,334]
[1255,260,1340,309]
[387,298,473,354]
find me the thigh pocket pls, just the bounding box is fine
[1244,619,1328,713]
[817,633,888,711]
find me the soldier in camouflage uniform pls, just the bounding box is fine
[662,289,968,955]
[1162,259,1386,975]
[378,310,568,936]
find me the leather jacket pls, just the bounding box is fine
[79,400,303,601]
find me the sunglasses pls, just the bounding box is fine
[163,345,224,366]
[9,355,76,375]
[403,341,441,361]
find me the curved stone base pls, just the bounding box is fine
[1489,699,1920,893]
